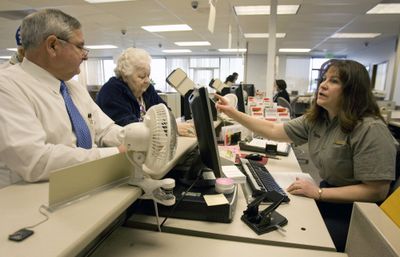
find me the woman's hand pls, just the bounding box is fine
[287,177,320,200]
[177,122,196,137]
[214,94,236,116]
[118,144,127,153]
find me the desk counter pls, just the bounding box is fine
[0,136,198,257]
[127,152,335,252]
[127,187,335,252]
[0,182,141,257]
[92,227,346,257]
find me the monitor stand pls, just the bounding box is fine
[130,167,239,223]
[163,180,238,223]
[130,182,238,223]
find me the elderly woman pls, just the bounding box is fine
[97,47,194,136]
[216,59,396,252]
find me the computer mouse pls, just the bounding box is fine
[245,153,263,161]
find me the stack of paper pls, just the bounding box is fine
[248,138,290,156]
[221,165,246,184]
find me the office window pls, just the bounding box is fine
[84,58,115,86]
[189,57,219,68]
[103,59,116,82]
[309,58,330,92]
[189,57,219,87]
[151,58,166,92]
[220,57,244,83]
[165,57,190,92]
[372,61,388,91]
[83,56,244,92]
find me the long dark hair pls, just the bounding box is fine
[275,79,287,91]
[306,59,383,133]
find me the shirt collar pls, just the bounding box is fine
[21,58,62,93]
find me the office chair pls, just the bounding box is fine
[277,96,309,164]
[290,96,300,118]
[277,97,294,119]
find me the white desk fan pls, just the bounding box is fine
[120,104,178,206]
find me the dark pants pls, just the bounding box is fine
[316,181,353,252]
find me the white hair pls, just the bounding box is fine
[114,48,151,78]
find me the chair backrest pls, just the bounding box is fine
[277,97,294,119]
[290,96,299,118]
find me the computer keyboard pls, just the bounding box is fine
[239,158,290,202]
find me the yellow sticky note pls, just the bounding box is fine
[203,194,229,206]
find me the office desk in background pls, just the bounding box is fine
[126,150,336,252]
[389,110,400,128]
[291,95,312,117]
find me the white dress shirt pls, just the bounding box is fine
[0,58,122,188]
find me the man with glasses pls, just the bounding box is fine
[0,9,126,188]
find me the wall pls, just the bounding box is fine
[245,54,268,94]
[348,37,399,102]
[246,38,399,101]
[279,56,311,95]
[245,54,311,97]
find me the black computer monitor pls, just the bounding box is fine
[179,86,222,187]
[220,84,246,113]
[166,68,217,121]
[242,84,255,97]
[181,90,217,122]
[181,89,194,121]
[232,84,246,113]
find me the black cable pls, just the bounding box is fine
[160,174,201,228]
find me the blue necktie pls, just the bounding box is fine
[60,81,92,149]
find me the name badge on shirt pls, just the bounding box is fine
[333,140,346,145]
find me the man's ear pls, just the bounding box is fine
[45,35,58,56]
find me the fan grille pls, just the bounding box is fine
[145,104,177,171]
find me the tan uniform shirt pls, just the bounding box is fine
[284,115,396,186]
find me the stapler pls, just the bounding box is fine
[241,190,288,235]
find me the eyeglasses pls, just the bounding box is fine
[57,37,89,56]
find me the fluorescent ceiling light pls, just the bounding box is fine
[244,33,286,38]
[85,0,136,3]
[6,48,17,52]
[142,24,192,32]
[218,48,247,53]
[367,3,400,14]
[174,41,211,46]
[86,45,118,49]
[279,48,310,53]
[162,49,192,53]
[234,5,299,15]
[0,56,11,59]
[331,33,380,38]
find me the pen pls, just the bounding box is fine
[88,113,93,124]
